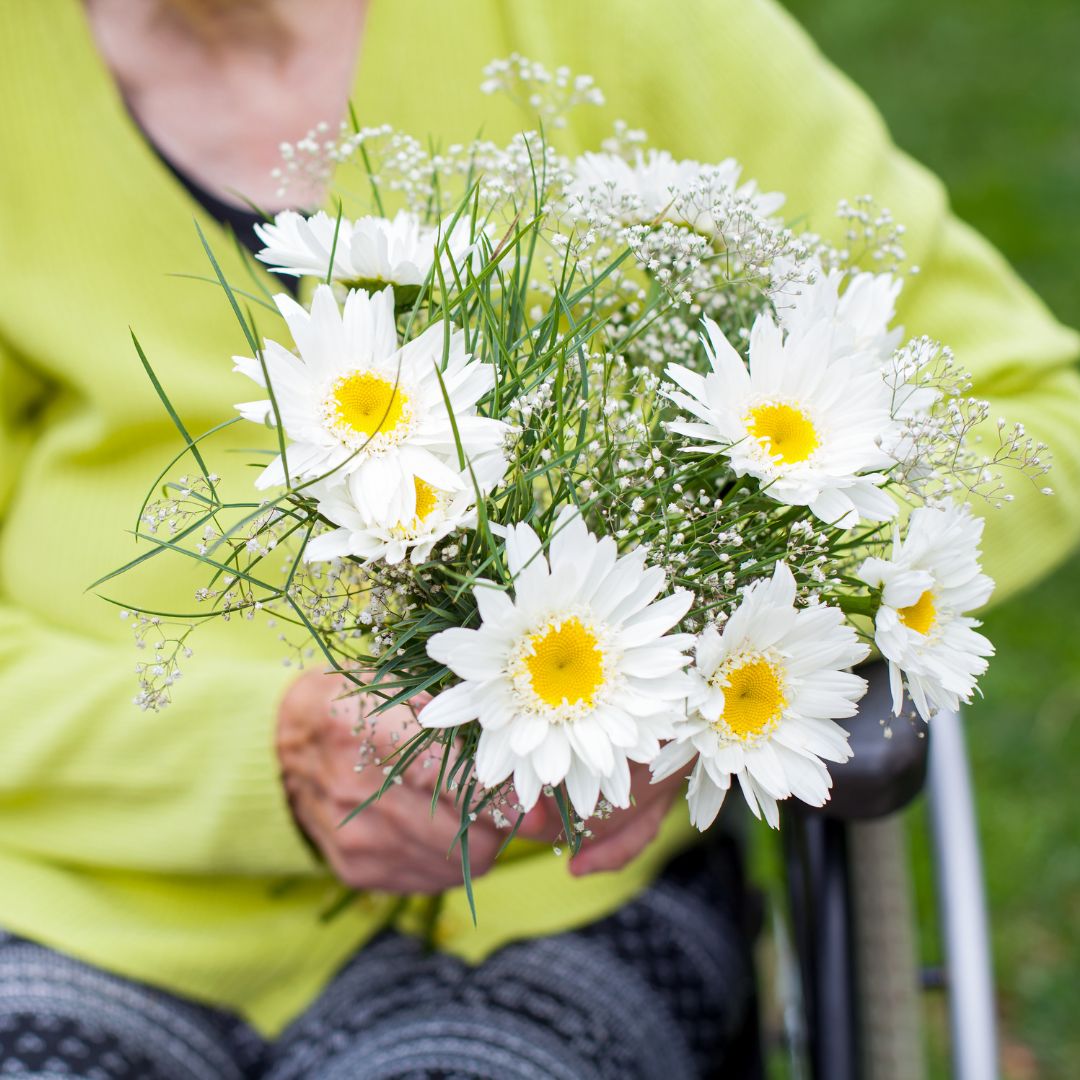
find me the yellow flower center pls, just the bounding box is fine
[898,589,936,635]
[746,402,819,465]
[329,372,410,438]
[395,477,440,534]
[716,657,787,741]
[524,618,605,708]
[413,477,438,523]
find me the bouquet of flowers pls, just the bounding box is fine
[104,57,1050,903]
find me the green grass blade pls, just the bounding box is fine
[325,200,345,285]
[129,330,217,497]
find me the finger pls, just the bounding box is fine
[362,698,443,792]
[570,814,658,876]
[397,737,453,793]
[321,850,444,894]
[329,721,434,803]
[386,824,501,893]
[306,808,497,895]
[461,816,502,872]
[407,691,433,718]
[326,679,364,726]
[285,772,344,842]
[409,795,506,884]
[379,779,500,859]
[582,786,668,845]
[513,800,559,841]
[569,799,668,876]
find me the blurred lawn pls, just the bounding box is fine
[776,2,1079,1076]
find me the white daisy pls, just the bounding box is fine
[420,509,695,818]
[663,314,900,529]
[773,265,904,366]
[304,452,506,566]
[570,149,707,223]
[233,285,509,500]
[856,503,995,722]
[253,209,474,295]
[651,562,869,829]
[569,150,784,229]
[772,264,939,448]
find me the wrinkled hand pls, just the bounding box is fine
[276,669,520,894]
[277,669,682,889]
[516,764,686,876]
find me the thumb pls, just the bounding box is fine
[514,799,560,842]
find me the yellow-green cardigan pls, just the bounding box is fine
[1,0,1077,1036]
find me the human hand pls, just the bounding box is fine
[516,764,686,876]
[276,669,514,894]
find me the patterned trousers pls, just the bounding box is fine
[0,843,756,1080]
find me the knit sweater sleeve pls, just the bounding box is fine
[0,336,322,878]
[530,0,1080,604]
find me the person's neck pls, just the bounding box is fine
[84,0,369,210]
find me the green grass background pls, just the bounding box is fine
[775,3,1079,1076]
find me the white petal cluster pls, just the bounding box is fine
[857,504,994,721]
[651,563,869,829]
[774,263,941,436]
[421,510,694,818]
[664,315,900,528]
[304,453,504,567]
[569,150,784,229]
[773,264,904,366]
[254,209,474,293]
[233,285,508,558]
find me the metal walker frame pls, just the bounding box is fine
[778,663,999,1080]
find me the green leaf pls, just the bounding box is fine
[129,331,218,502]
[325,199,345,285]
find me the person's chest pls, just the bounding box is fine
[0,0,583,419]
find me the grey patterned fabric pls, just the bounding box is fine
[0,934,263,1079]
[0,844,753,1079]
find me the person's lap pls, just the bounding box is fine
[0,932,262,1080]
[0,842,753,1080]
